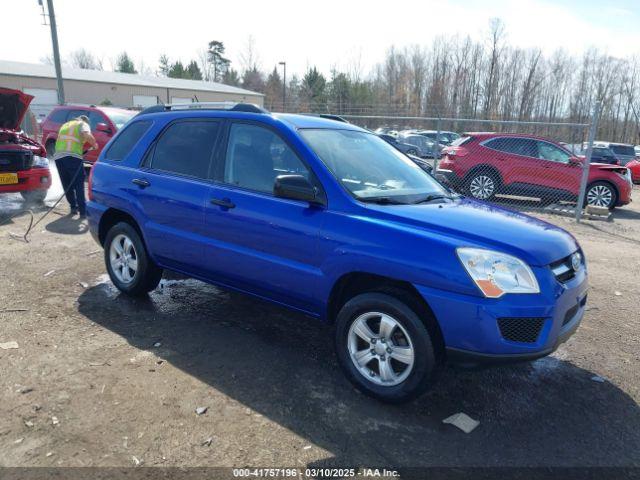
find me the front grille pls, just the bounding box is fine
[0,151,33,172]
[497,317,545,343]
[550,252,582,283]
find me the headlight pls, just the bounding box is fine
[457,247,540,298]
[32,155,49,168]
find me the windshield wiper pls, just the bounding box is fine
[359,196,408,205]
[411,194,451,204]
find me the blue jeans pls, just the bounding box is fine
[55,156,86,215]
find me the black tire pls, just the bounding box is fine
[466,169,499,201]
[335,292,436,403]
[584,181,617,210]
[20,189,47,204]
[104,221,162,296]
[45,141,55,159]
[406,149,418,156]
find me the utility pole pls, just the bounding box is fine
[279,61,286,112]
[42,0,65,104]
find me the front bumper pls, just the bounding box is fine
[0,168,51,193]
[415,261,588,363]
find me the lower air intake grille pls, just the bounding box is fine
[497,317,545,343]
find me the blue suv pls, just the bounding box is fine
[87,103,588,403]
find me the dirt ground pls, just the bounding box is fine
[0,177,639,471]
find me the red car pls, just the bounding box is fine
[41,104,136,163]
[437,133,632,210]
[627,159,640,184]
[0,88,51,203]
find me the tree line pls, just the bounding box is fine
[58,20,640,144]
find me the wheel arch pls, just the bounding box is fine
[98,208,144,247]
[326,272,446,362]
[586,179,619,207]
[464,164,504,187]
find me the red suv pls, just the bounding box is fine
[437,133,632,210]
[0,88,51,203]
[41,105,136,163]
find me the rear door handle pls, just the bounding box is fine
[132,178,150,188]
[210,197,235,209]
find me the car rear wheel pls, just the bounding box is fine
[335,293,436,403]
[104,222,162,296]
[20,189,47,204]
[467,171,498,200]
[585,181,617,210]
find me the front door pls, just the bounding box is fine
[203,121,326,314]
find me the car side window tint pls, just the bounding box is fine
[104,121,152,161]
[88,111,107,130]
[49,109,69,123]
[537,141,570,163]
[150,121,219,179]
[507,139,538,158]
[223,123,309,194]
[66,109,87,122]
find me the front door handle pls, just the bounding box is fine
[210,197,235,209]
[132,178,150,188]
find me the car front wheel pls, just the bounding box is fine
[20,189,47,204]
[585,181,617,210]
[104,222,162,296]
[335,293,436,403]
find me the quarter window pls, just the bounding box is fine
[150,121,220,179]
[104,121,152,161]
[223,123,309,194]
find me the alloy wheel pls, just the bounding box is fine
[586,185,613,208]
[347,311,415,386]
[109,233,138,284]
[469,175,495,199]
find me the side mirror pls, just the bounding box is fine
[96,122,112,134]
[274,175,325,206]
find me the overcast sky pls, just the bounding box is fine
[5,0,640,78]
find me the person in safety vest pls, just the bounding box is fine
[53,115,97,218]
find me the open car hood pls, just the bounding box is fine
[0,87,34,131]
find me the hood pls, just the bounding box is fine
[0,88,34,130]
[367,198,578,266]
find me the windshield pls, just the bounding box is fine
[300,129,449,204]
[105,110,136,130]
[610,145,636,156]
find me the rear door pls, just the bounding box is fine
[130,119,222,275]
[202,121,325,314]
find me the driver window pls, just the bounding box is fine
[224,123,310,194]
[537,141,570,163]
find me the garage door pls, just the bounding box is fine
[132,95,158,108]
[23,88,58,120]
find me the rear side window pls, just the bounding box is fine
[47,109,68,123]
[150,121,220,179]
[486,137,537,157]
[104,121,152,161]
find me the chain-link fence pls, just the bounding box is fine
[278,103,623,222]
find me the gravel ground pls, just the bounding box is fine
[0,180,639,470]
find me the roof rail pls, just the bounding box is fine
[139,102,268,116]
[318,114,349,123]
